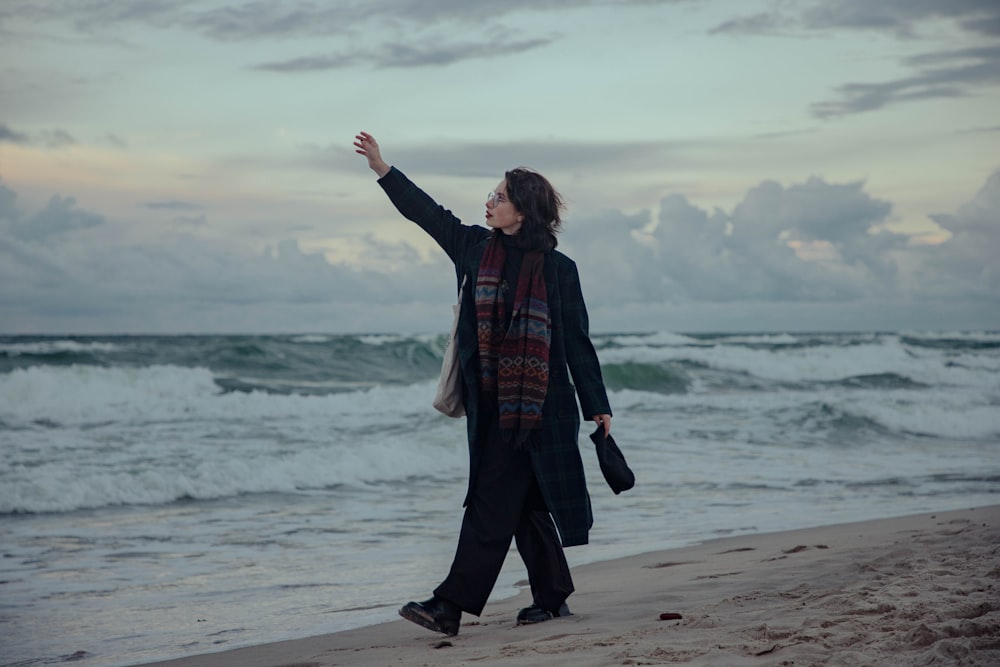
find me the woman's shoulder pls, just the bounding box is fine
[544,248,577,270]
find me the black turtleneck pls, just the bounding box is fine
[499,234,524,323]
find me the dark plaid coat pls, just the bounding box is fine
[379,167,612,547]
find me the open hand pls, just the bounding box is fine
[354,131,390,178]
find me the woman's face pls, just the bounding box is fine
[485,179,523,235]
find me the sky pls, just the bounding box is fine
[1,0,998,335]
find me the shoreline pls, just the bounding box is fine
[132,505,1000,666]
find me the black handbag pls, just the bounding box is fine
[589,425,635,494]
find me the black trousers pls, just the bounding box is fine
[433,418,574,616]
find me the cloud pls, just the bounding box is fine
[185,0,689,41]
[706,2,1000,119]
[711,0,1000,37]
[3,0,688,41]
[2,169,997,333]
[2,0,691,84]
[172,215,208,226]
[562,174,910,307]
[572,169,998,313]
[964,15,1000,36]
[253,53,358,73]
[104,133,129,148]
[920,168,1000,299]
[138,201,208,226]
[309,138,693,179]
[800,0,1000,37]
[0,228,455,333]
[811,45,1000,118]
[0,0,187,33]
[0,180,19,221]
[560,207,657,303]
[597,169,998,314]
[255,37,552,71]
[709,12,791,36]
[18,196,105,240]
[958,124,1000,134]
[643,177,904,302]
[141,200,205,211]
[0,182,105,241]
[0,122,76,148]
[38,128,76,148]
[0,122,31,144]
[0,177,458,332]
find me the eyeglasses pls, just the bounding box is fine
[486,191,508,207]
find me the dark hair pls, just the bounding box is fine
[504,167,563,252]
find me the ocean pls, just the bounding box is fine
[1,331,998,666]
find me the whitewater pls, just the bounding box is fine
[1,331,997,666]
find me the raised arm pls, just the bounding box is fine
[353,131,488,265]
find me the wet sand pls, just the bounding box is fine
[134,506,999,666]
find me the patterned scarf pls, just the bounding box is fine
[475,232,551,446]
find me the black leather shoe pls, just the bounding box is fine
[399,596,461,636]
[516,601,571,625]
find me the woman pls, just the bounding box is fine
[354,131,612,636]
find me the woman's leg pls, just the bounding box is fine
[513,481,574,613]
[433,426,534,616]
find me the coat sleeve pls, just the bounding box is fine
[378,166,486,266]
[558,258,612,420]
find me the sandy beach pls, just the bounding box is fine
[132,506,999,667]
